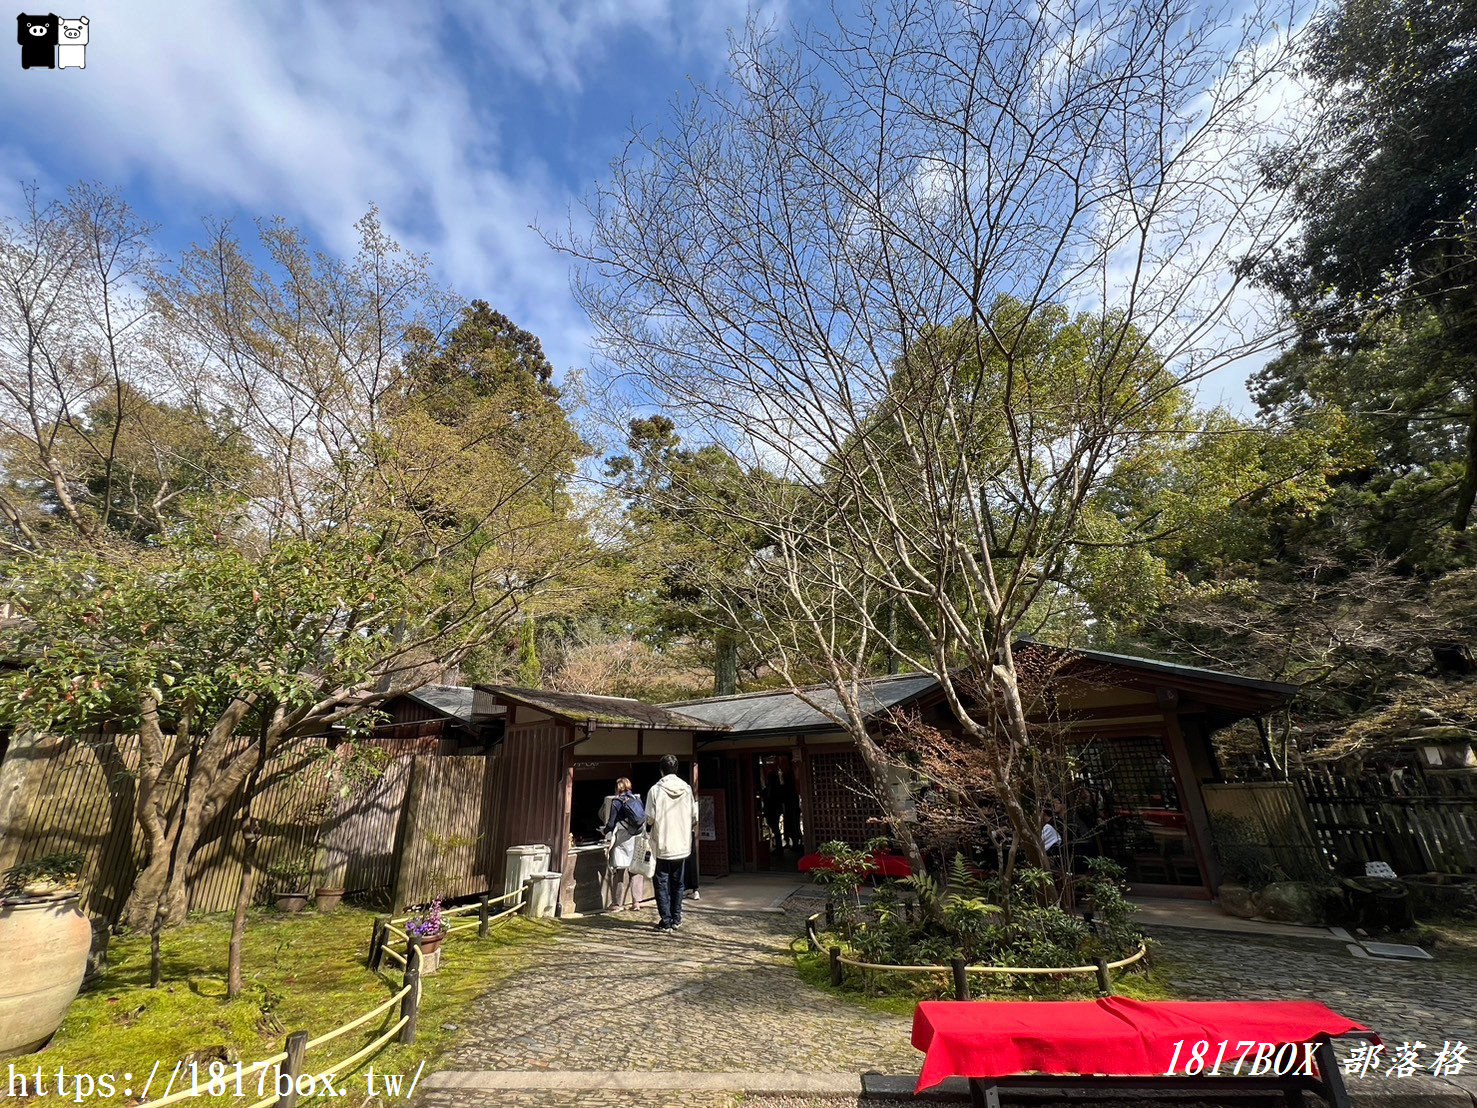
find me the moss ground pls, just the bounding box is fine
[21,906,552,1104]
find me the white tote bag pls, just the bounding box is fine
[628,832,657,878]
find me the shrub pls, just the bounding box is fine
[3,850,84,897]
[818,851,1144,985]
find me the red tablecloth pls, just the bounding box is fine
[796,851,913,878]
[912,997,1372,1091]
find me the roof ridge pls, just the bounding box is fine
[663,669,932,707]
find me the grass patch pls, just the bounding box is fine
[789,932,1182,1017]
[23,906,551,1104]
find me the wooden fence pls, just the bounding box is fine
[0,730,504,926]
[1201,781,1330,882]
[1296,767,1477,875]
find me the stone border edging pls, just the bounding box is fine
[425,1070,865,1094]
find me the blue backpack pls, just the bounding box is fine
[616,794,645,833]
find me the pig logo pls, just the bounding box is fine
[56,14,84,68]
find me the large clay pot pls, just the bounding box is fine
[314,887,345,913]
[0,893,91,1059]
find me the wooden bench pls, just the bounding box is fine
[912,998,1374,1107]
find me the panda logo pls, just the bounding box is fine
[17,13,59,69]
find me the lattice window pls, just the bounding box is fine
[808,749,885,847]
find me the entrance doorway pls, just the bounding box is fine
[1075,736,1206,889]
[718,750,806,872]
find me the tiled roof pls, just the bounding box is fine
[665,671,940,733]
[481,686,721,730]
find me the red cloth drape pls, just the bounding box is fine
[912,997,1372,1090]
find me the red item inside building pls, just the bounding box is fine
[912,997,1374,1091]
[796,851,913,878]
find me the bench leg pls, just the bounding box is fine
[1316,1035,1352,1108]
[968,1078,1001,1108]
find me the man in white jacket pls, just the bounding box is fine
[645,754,697,932]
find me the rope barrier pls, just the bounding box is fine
[310,1015,410,1080]
[135,1052,290,1108]
[834,942,1148,976]
[145,888,528,1108]
[304,984,412,1050]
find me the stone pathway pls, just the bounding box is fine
[414,898,1477,1107]
[418,901,915,1107]
[1146,925,1477,1047]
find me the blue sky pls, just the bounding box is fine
[1,1,787,390]
[2,0,1267,414]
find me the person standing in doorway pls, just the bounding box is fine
[602,777,646,911]
[645,754,697,933]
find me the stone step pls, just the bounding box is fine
[425,1070,864,1095]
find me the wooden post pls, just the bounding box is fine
[951,957,970,1001]
[1095,957,1112,996]
[904,898,914,922]
[829,946,843,986]
[478,894,490,938]
[399,936,421,1044]
[824,901,835,928]
[367,916,387,970]
[276,1030,307,1108]
[1314,1034,1353,1108]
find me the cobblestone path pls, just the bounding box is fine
[415,903,1477,1107]
[1150,927,1477,1048]
[417,903,916,1107]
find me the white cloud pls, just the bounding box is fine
[0,0,769,379]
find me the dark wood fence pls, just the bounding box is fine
[1296,767,1477,875]
[0,730,502,926]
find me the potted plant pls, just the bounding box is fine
[1,852,91,1059]
[405,897,447,973]
[265,857,313,913]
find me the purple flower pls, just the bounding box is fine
[406,896,445,938]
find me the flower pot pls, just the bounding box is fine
[0,893,91,1060]
[314,887,345,913]
[418,932,446,957]
[274,892,310,913]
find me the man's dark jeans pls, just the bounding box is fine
[655,857,686,927]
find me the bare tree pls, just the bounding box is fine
[0,184,160,547]
[563,0,1309,878]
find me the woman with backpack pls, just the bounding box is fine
[602,777,647,911]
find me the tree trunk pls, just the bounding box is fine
[1452,393,1477,531]
[226,831,259,999]
[714,629,739,696]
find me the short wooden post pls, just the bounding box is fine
[951,956,970,1001]
[276,1030,307,1108]
[829,946,843,986]
[522,876,537,919]
[399,936,421,1045]
[478,894,491,938]
[904,898,914,922]
[824,901,835,928]
[368,915,388,971]
[1095,956,1112,996]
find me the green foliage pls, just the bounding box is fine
[827,852,1142,976]
[3,850,84,896]
[0,528,412,738]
